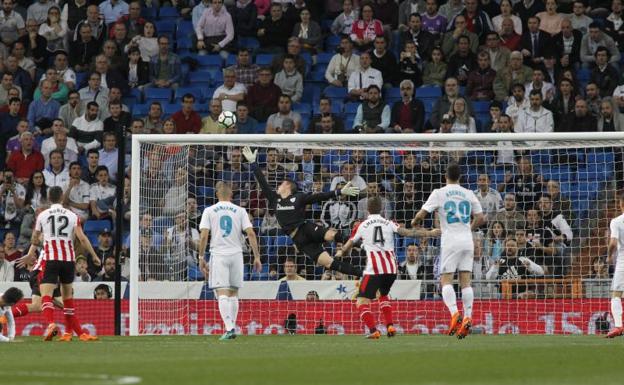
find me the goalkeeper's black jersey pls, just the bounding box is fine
[252,165,340,233]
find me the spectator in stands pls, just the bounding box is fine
[552,18,582,71]
[357,181,392,219]
[78,72,108,109]
[148,35,180,90]
[598,97,624,131]
[171,94,201,134]
[143,102,164,134]
[445,35,477,87]
[525,68,555,103]
[485,237,545,295]
[7,131,44,184]
[94,255,123,282]
[234,102,257,135]
[492,0,521,35]
[591,47,619,97]
[493,52,532,102]
[99,0,128,26]
[491,192,526,232]
[584,82,601,117]
[192,0,210,29]
[370,35,397,88]
[246,66,281,122]
[520,16,550,67]
[547,77,575,128]
[100,87,129,122]
[538,194,572,268]
[114,1,144,39]
[545,180,573,220]
[330,0,358,36]
[42,131,77,168]
[422,47,447,87]
[228,48,258,88]
[475,174,503,221]
[448,97,476,136]
[70,101,103,154]
[397,40,423,88]
[484,32,511,73]
[329,162,367,191]
[27,0,54,24]
[266,94,302,134]
[292,7,321,54]
[605,0,624,48]
[515,90,554,133]
[308,97,345,133]
[0,98,21,167]
[536,0,563,36]
[24,170,47,212]
[279,258,305,281]
[569,0,593,35]
[563,99,597,132]
[35,68,68,104]
[349,3,382,51]
[195,0,234,58]
[466,51,496,101]
[89,165,115,219]
[449,0,493,41]
[430,77,473,129]
[16,22,45,73]
[41,119,77,162]
[504,83,529,125]
[420,0,448,36]
[2,231,20,262]
[81,149,98,184]
[5,118,32,153]
[400,13,435,63]
[499,156,543,211]
[483,221,506,269]
[273,54,302,103]
[389,79,425,133]
[4,55,32,101]
[347,51,383,101]
[441,14,478,57]
[213,68,247,112]
[200,98,224,134]
[499,17,522,52]
[27,79,60,134]
[373,0,398,31]
[320,182,357,237]
[271,37,307,76]
[229,0,257,38]
[74,255,92,282]
[98,131,124,182]
[0,169,25,229]
[0,0,24,53]
[353,84,390,133]
[43,149,69,188]
[257,2,293,54]
[325,36,360,88]
[0,73,21,107]
[73,4,106,45]
[38,6,68,55]
[61,161,90,221]
[124,21,157,62]
[394,180,420,226]
[581,23,621,68]
[0,243,14,281]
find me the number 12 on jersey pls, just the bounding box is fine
[444,200,471,224]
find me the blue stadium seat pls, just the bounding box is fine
[238,37,260,50]
[473,101,491,113]
[325,35,341,51]
[225,55,237,66]
[188,71,212,87]
[308,68,326,82]
[152,217,174,231]
[576,68,591,82]
[416,86,442,98]
[176,37,193,54]
[301,85,321,104]
[344,102,359,114]
[197,186,215,201]
[188,265,204,281]
[385,87,400,100]
[158,6,180,20]
[316,52,334,64]
[587,151,614,165]
[578,164,613,181]
[320,18,334,32]
[196,54,222,69]
[255,54,273,66]
[211,71,224,86]
[141,7,157,20]
[177,20,194,36]
[143,87,172,103]
[132,103,149,117]
[162,103,180,116]
[292,103,311,114]
[323,86,347,99]
[154,20,176,35]
[75,71,88,88]
[200,87,216,101]
[249,264,270,281]
[84,220,112,233]
[130,87,143,103]
[175,86,203,103]
[540,165,573,182]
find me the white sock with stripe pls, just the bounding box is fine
[228,296,239,332]
[461,287,474,318]
[442,285,458,316]
[218,295,234,331]
[611,297,623,328]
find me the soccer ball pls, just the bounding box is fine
[218,111,237,129]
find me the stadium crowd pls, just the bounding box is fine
[0,0,620,297]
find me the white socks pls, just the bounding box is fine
[442,285,458,316]
[461,287,474,318]
[218,295,239,332]
[612,297,623,328]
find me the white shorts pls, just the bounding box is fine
[612,270,624,292]
[209,253,244,289]
[439,248,474,274]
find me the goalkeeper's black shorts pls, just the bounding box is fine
[292,222,328,261]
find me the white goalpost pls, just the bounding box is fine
[129,132,623,336]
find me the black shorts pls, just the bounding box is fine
[29,269,61,297]
[41,260,75,285]
[292,222,328,261]
[358,274,396,300]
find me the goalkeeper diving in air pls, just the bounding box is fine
[243,146,363,277]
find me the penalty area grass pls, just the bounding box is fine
[0,335,621,385]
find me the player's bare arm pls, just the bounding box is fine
[470,212,486,231]
[397,226,441,238]
[25,229,42,259]
[411,209,429,227]
[245,227,262,272]
[336,239,355,257]
[608,237,619,265]
[197,228,210,278]
[75,225,101,266]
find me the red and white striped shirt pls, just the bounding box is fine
[35,204,79,262]
[350,214,399,275]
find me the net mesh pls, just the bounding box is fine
[131,135,621,335]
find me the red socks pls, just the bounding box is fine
[42,296,54,324]
[11,303,29,318]
[358,303,376,332]
[63,299,84,336]
[379,295,394,326]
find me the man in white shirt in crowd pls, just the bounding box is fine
[213,68,246,113]
[515,89,554,133]
[347,51,383,101]
[43,149,70,189]
[62,161,91,222]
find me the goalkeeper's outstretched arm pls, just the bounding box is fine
[303,182,361,204]
[243,147,278,205]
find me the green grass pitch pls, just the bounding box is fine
[1,335,622,385]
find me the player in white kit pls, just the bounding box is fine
[606,192,624,338]
[198,182,262,340]
[413,164,485,339]
[0,288,23,342]
[338,197,440,339]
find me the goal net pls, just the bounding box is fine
[129,133,621,336]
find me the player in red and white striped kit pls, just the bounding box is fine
[25,186,100,341]
[337,196,440,339]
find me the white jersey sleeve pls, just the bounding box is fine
[610,215,624,268]
[201,202,251,256]
[421,189,441,213]
[469,190,484,215]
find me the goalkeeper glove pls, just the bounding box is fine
[340,182,360,197]
[242,146,257,163]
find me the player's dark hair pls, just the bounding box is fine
[2,287,23,306]
[48,186,63,203]
[446,163,461,182]
[367,196,383,215]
